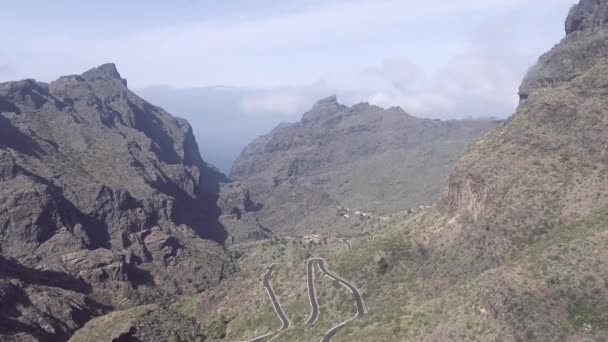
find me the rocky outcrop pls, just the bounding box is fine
[565,0,608,34]
[446,0,608,222]
[0,64,234,340]
[520,0,608,101]
[218,183,271,243]
[224,97,498,238]
[68,304,205,342]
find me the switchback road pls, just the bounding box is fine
[248,264,289,342]
[306,258,320,325]
[306,257,365,342]
[250,257,364,342]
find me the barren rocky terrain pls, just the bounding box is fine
[0,64,234,341]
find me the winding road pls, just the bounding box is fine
[306,257,366,342]
[307,258,320,325]
[250,257,365,342]
[249,264,289,342]
[317,261,365,318]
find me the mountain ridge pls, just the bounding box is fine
[221,95,498,241]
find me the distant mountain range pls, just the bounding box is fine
[220,95,499,241]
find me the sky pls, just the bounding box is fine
[0,0,576,118]
[0,1,577,171]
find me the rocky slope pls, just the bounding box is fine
[0,64,235,341]
[222,97,498,239]
[192,1,608,341]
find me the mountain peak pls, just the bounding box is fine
[81,62,128,86]
[312,94,339,109]
[565,0,608,35]
[301,95,343,124]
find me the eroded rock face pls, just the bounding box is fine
[0,255,106,342]
[0,64,234,340]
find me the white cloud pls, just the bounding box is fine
[240,82,333,116]
[361,51,520,118]
[0,0,577,119]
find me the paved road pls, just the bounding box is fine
[249,332,275,342]
[321,321,347,342]
[317,259,365,342]
[306,258,320,324]
[248,265,289,342]
[317,261,365,318]
[264,265,290,330]
[250,258,364,342]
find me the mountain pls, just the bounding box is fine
[186,1,608,341]
[5,0,606,340]
[221,95,498,240]
[0,64,235,341]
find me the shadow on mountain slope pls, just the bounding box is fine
[0,255,92,293]
[0,114,43,157]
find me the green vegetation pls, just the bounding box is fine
[171,295,200,319]
[570,301,608,333]
[205,316,228,340]
[200,199,608,341]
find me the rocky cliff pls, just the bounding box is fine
[0,64,235,341]
[223,96,498,238]
[432,0,608,273]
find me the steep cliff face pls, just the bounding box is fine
[0,64,234,341]
[224,96,498,238]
